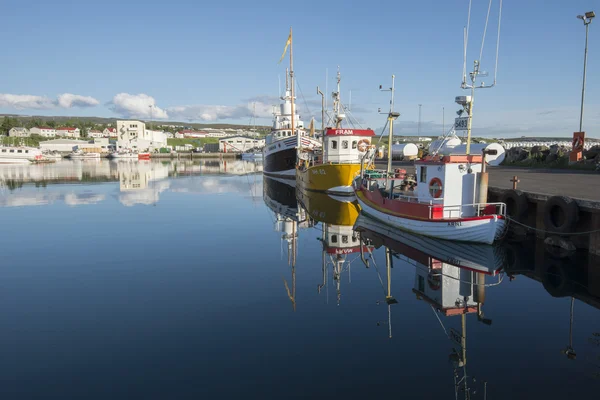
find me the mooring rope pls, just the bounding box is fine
[506,216,600,236]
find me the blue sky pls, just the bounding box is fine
[0,0,598,137]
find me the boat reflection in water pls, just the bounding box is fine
[263,177,313,310]
[355,215,508,398]
[296,188,369,306]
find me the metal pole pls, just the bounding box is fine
[579,22,589,133]
[442,106,445,134]
[418,104,422,136]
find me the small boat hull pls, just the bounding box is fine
[296,163,360,196]
[138,153,151,160]
[356,190,505,245]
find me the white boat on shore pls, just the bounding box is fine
[0,145,43,164]
[68,150,101,160]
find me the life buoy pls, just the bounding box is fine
[500,189,528,222]
[357,139,371,152]
[429,177,443,198]
[543,196,579,233]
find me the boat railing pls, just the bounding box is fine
[429,202,506,219]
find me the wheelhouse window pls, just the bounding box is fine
[342,236,348,244]
[342,141,348,149]
[331,140,337,150]
[9,149,14,153]
[17,150,22,153]
[352,141,357,149]
[419,166,427,183]
[331,235,337,243]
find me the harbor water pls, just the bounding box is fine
[0,159,598,399]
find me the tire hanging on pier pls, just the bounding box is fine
[501,189,528,222]
[543,196,579,234]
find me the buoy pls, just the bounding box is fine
[543,196,579,233]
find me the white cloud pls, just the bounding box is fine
[0,93,100,110]
[166,99,278,122]
[57,93,99,108]
[0,94,55,109]
[109,93,168,119]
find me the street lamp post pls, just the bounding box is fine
[149,104,154,130]
[577,11,595,133]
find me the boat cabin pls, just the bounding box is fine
[413,154,484,218]
[323,128,375,163]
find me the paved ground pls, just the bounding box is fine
[375,161,600,202]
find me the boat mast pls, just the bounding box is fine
[333,67,343,129]
[317,86,325,142]
[288,27,298,160]
[379,75,399,179]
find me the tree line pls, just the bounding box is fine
[0,116,116,138]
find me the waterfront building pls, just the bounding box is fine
[39,138,94,152]
[219,136,265,153]
[116,120,167,151]
[30,127,57,137]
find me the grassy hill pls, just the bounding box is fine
[0,114,269,131]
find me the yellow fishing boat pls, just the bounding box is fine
[296,70,375,196]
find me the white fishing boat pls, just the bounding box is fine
[68,150,101,160]
[354,7,505,245]
[42,151,63,160]
[109,150,138,159]
[0,145,43,164]
[241,150,263,160]
[263,28,321,179]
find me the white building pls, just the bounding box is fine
[39,139,94,152]
[116,120,167,152]
[30,127,57,137]
[206,131,229,138]
[178,130,207,138]
[8,127,30,137]
[103,127,117,138]
[219,136,265,153]
[56,127,81,138]
[88,130,104,138]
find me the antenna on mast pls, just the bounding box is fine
[459,0,503,154]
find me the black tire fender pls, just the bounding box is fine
[543,196,579,234]
[500,189,528,222]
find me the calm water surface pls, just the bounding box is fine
[0,159,598,399]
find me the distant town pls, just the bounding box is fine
[0,115,267,154]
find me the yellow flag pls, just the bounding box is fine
[278,33,292,64]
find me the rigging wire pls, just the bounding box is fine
[295,79,314,121]
[478,0,493,66]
